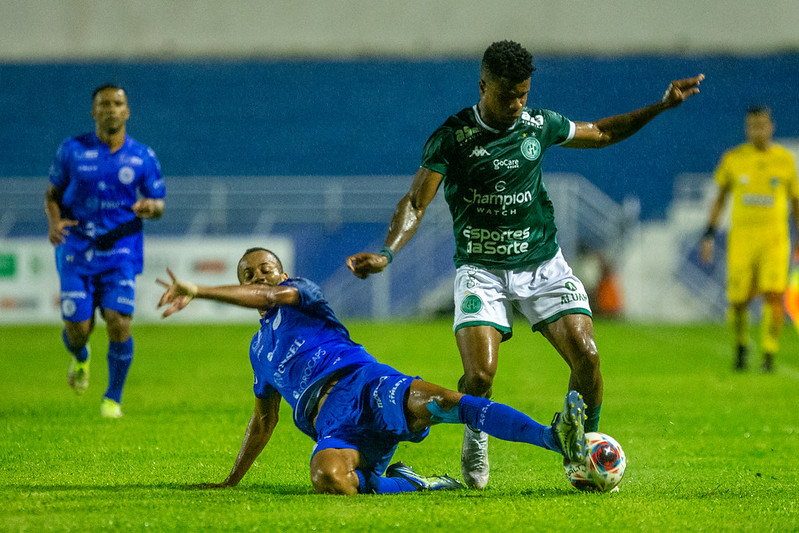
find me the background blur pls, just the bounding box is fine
[2,0,798,323]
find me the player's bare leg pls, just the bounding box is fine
[455,325,501,489]
[64,318,94,395]
[540,314,604,432]
[310,448,361,494]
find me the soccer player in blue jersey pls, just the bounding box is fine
[348,40,704,488]
[45,84,165,418]
[156,247,588,494]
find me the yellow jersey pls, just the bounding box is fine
[714,143,799,235]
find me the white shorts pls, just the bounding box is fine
[453,249,592,339]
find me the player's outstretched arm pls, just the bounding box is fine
[564,74,705,149]
[347,167,443,279]
[194,393,281,489]
[157,268,300,317]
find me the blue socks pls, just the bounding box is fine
[105,338,133,403]
[457,395,558,452]
[61,330,89,362]
[356,470,416,494]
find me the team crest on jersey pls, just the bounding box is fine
[521,137,541,161]
[118,166,135,185]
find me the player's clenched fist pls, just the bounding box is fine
[346,252,389,279]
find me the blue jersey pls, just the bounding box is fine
[49,133,165,275]
[249,278,378,438]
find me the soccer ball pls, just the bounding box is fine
[564,432,626,492]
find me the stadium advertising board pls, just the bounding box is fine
[0,237,293,324]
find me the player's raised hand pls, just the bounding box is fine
[156,267,198,317]
[661,74,705,109]
[347,252,389,279]
[48,218,79,246]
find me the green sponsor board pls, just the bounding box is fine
[0,253,16,278]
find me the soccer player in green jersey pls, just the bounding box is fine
[348,40,703,489]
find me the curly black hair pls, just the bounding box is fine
[481,41,535,83]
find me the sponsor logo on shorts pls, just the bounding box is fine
[61,299,76,317]
[561,281,588,304]
[461,294,482,314]
[373,376,388,409]
[388,378,407,405]
[520,137,541,161]
[117,297,135,307]
[561,292,589,304]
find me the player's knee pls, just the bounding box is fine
[459,371,494,397]
[103,312,132,341]
[573,345,600,378]
[64,323,91,347]
[310,461,358,495]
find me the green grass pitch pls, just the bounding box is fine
[2,319,798,530]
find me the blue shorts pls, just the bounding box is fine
[58,266,136,322]
[311,363,430,476]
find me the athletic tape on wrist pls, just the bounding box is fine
[379,246,394,264]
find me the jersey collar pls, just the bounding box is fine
[472,104,519,133]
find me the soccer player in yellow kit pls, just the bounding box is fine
[701,106,799,372]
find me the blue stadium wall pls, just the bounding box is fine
[4,54,799,219]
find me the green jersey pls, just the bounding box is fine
[421,105,575,269]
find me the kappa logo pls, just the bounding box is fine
[469,146,490,158]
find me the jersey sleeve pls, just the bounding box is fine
[139,147,165,199]
[286,278,325,308]
[48,140,70,189]
[420,125,455,176]
[541,109,575,147]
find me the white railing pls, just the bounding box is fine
[0,174,633,319]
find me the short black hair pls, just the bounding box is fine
[92,83,125,101]
[241,247,284,272]
[481,40,535,83]
[746,105,771,117]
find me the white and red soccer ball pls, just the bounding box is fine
[564,432,627,492]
